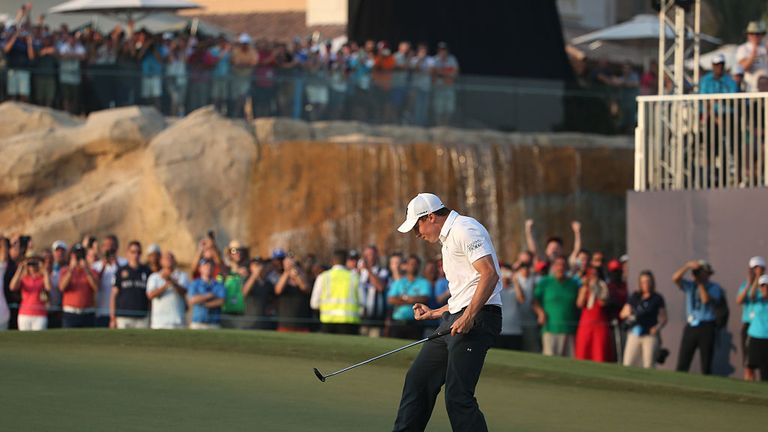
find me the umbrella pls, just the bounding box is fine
[49,0,202,22]
[571,14,721,46]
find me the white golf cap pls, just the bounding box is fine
[749,256,766,268]
[238,33,251,44]
[712,53,726,65]
[397,193,445,233]
[51,240,68,251]
[759,275,768,285]
[147,243,161,254]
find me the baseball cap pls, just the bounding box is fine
[759,275,768,285]
[607,259,622,272]
[198,258,214,266]
[147,243,161,254]
[271,248,287,259]
[349,249,361,260]
[749,256,766,268]
[696,259,714,275]
[162,32,174,41]
[52,240,68,251]
[712,53,726,65]
[619,254,629,263]
[238,33,251,44]
[733,64,745,75]
[397,193,445,233]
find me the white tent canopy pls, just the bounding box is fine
[50,0,201,21]
[686,44,738,71]
[571,14,721,45]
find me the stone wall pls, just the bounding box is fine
[0,102,633,265]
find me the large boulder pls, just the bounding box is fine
[0,102,81,140]
[79,106,166,156]
[144,107,258,260]
[253,117,313,144]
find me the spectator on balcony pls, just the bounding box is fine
[138,31,165,111]
[620,270,667,368]
[110,241,151,329]
[165,39,188,117]
[349,40,375,121]
[209,36,232,115]
[9,252,51,331]
[58,33,86,114]
[432,42,459,126]
[33,36,57,108]
[252,38,277,117]
[373,42,396,122]
[304,47,330,121]
[737,21,768,92]
[673,260,724,375]
[146,251,188,329]
[533,256,580,357]
[640,60,658,96]
[732,64,746,92]
[737,256,765,381]
[3,22,35,103]
[409,42,434,126]
[700,54,738,95]
[231,33,258,118]
[390,41,411,122]
[187,39,215,112]
[387,255,430,340]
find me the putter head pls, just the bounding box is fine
[313,368,326,382]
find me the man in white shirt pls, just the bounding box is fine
[146,252,188,329]
[392,193,502,432]
[736,21,768,92]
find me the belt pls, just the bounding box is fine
[457,305,502,316]
[63,306,95,314]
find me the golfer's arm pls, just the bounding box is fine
[463,255,499,319]
[427,304,449,320]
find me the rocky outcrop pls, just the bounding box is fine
[0,103,634,265]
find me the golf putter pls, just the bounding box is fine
[314,312,451,382]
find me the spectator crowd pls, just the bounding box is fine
[2,218,768,382]
[1,3,460,125]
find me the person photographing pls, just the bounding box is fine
[392,193,502,432]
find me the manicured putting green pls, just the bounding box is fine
[1,330,767,431]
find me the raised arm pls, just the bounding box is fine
[672,261,697,289]
[524,219,539,261]
[569,221,582,267]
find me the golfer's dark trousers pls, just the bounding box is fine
[393,305,501,432]
[676,321,716,375]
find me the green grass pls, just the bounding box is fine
[1,330,767,431]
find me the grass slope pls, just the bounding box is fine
[1,330,767,431]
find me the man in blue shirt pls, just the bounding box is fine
[699,54,738,95]
[388,255,431,339]
[672,259,724,375]
[187,259,226,329]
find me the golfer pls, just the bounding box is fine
[393,193,502,432]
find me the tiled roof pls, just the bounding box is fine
[188,12,345,42]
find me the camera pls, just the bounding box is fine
[72,244,86,260]
[19,235,31,250]
[656,347,670,364]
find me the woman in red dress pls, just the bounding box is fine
[575,268,614,362]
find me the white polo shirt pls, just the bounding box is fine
[440,211,503,314]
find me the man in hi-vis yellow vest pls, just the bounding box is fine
[310,249,363,335]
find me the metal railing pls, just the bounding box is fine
[635,92,768,191]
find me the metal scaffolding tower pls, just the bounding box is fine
[657,0,701,95]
